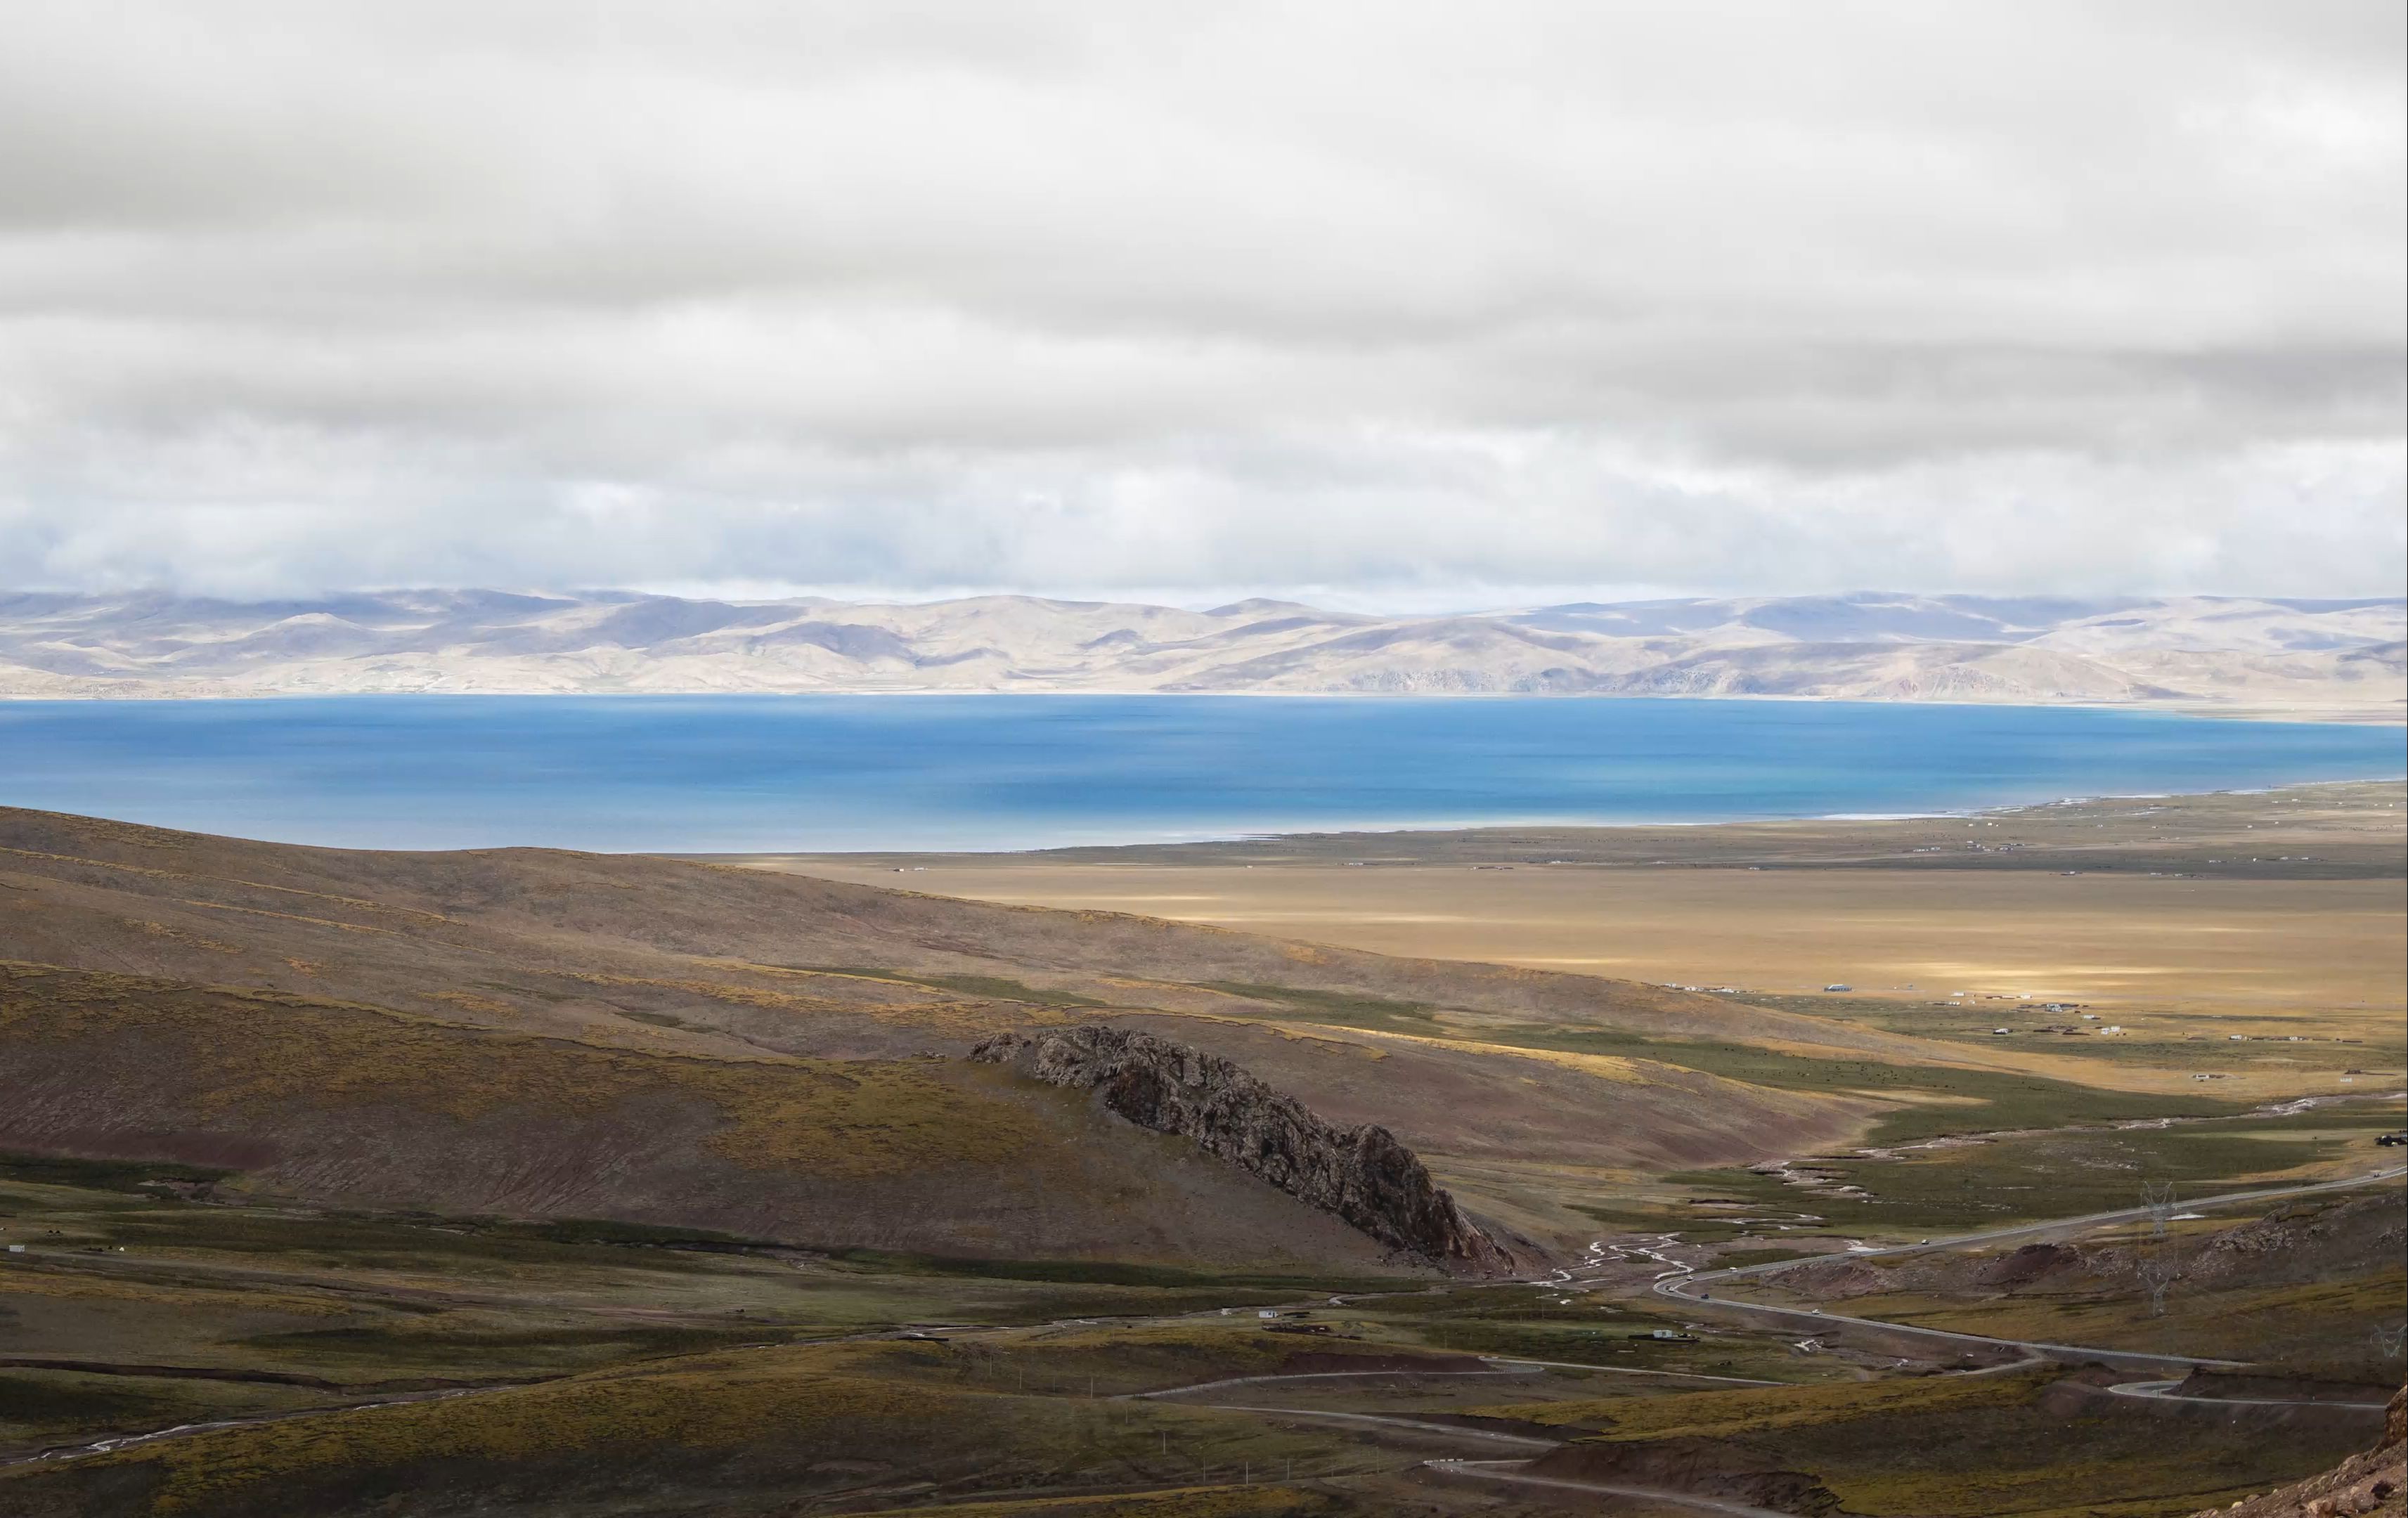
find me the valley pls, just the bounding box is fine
[0,786,2400,1514]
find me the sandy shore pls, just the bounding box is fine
[706,781,2407,1053]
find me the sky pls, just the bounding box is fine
[2,0,2402,607]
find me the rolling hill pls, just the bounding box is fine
[0,805,1924,1263]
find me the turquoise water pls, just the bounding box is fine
[0,696,2398,852]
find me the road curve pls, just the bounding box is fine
[1131,1366,1533,1401]
[1654,1166,2406,1374]
[1427,1458,1799,1517]
[1188,1404,1558,1449]
[2105,1380,2393,1411]
[1156,1373,1799,1514]
[1479,1354,1782,1387]
[15,1168,2393,1486]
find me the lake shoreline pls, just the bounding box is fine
[5,695,2399,855]
[698,779,2407,877]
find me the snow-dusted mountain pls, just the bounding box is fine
[2,590,2400,715]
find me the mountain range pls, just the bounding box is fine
[2,590,2401,715]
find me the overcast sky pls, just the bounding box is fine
[3,1,2401,606]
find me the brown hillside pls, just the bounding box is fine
[0,963,1397,1268]
[0,805,1886,1250]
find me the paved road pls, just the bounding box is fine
[1134,1366,1534,1401]
[1153,1369,1797,1515]
[2106,1380,2394,1411]
[18,1166,2393,1490]
[1187,1403,1558,1450]
[1476,1354,1781,1387]
[3,1387,492,1470]
[1427,1458,1799,1517]
[1651,1166,2406,1374]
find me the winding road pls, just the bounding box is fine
[2106,1380,2395,1411]
[1427,1460,1800,1517]
[8,1165,2397,1518]
[1650,1165,2407,1373]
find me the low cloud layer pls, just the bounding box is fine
[3,1,2401,601]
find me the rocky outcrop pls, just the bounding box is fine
[969,1024,1515,1274]
[1976,1241,2083,1288]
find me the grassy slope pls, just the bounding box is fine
[1482,1370,2376,1517]
[0,964,1400,1270]
[6,799,2370,1252]
[1760,1188,2408,1365]
[0,1161,1433,1460]
[0,1344,1350,1518]
[0,805,1920,1244]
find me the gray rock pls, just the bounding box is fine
[971,1024,1515,1274]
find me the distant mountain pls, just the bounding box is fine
[1,590,2400,715]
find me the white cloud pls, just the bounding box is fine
[1,0,2400,599]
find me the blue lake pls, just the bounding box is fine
[0,696,2400,852]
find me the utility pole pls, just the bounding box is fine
[2140,1179,2178,1239]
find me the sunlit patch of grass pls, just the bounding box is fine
[784,964,1110,1007]
[1190,982,1446,1036]
[1659,1120,2378,1235]
[1484,1021,2249,1143]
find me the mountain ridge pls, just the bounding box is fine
[2,589,2400,715]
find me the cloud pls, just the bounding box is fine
[1,0,2400,599]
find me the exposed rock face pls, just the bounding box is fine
[970,1025,1515,1274]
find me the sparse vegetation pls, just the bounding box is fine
[1491,1023,2246,1144]
[1191,982,1447,1036]
[4,799,2400,1515]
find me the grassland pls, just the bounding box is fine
[0,1165,1787,1516]
[1475,1023,2255,1143]
[1649,1104,2405,1237]
[0,800,1917,1248]
[768,781,2408,1079]
[1478,1368,2382,1517]
[0,965,1050,1179]
[1748,1187,2408,1367]
[3,1347,1357,1517]
[0,963,1416,1272]
[5,792,2402,1514]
